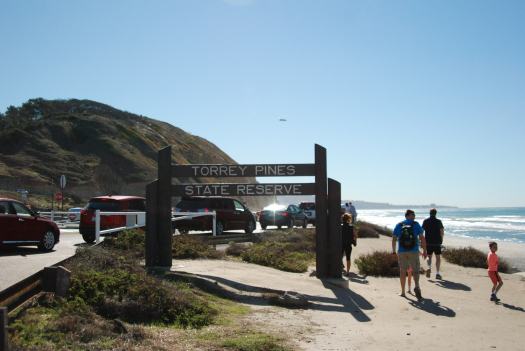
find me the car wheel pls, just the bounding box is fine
[288,219,294,229]
[38,231,56,251]
[277,225,282,229]
[245,220,256,234]
[215,221,224,235]
[82,232,96,244]
[260,222,267,230]
[302,219,307,228]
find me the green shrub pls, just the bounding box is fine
[172,235,224,259]
[226,242,248,257]
[68,266,216,327]
[9,297,146,351]
[103,229,145,254]
[354,250,399,277]
[241,241,313,273]
[442,247,511,273]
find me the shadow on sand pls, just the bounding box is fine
[499,302,525,312]
[0,246,55,257]
[430,279,472,291]
[320,279,374,322]
[407,295,456,317]
[166,272,374,322]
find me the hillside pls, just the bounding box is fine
[0,98,265,208]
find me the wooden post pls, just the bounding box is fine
[0,307,8,351]
[327,178,342,278]
[157,146,173,269]
[145,180,159,267]
[315,144,328,278]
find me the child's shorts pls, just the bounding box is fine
[488,271,502,285]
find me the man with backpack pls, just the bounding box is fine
[392,209,427,300]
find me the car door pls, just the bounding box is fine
[11,201,43,243]
[232,200,249,230]
[288,205,297,225]
[0,200,18,244]
[218,199,235,230]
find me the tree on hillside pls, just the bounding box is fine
[94,164,124,195]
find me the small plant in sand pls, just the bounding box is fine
[354,250,399,277]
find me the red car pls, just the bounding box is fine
[0,198,60,251]
[79,195,146,243]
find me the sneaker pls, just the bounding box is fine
[425,269,431,278]
[414,286,422,300]
[436,273,442,280]
[491,294,500,302]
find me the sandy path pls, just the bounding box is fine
[173,236,525,351]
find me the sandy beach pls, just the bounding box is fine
[174,235,525,351]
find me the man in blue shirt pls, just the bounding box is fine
[392,209,427,300]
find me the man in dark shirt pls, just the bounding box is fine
[422,208,445,280]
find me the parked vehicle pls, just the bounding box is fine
[67,207,82,222]
[259,203,308,230]
[298,202,316,225]
[0,197,60,251]
[79,195,146,243]
[173,197,256,235]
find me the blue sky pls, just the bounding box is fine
[1,0,524,207]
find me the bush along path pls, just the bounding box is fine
[8,230,293,351]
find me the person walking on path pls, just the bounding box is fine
[487,241,504,302]
[341,213,357,276]
[422,208,445,280]
[392,209,427,300]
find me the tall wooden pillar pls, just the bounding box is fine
[145,180,159,267]
[157,146,173,269]
[315,144,328,278]
[327,178,342,278]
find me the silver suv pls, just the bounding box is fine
[298,202,316,225]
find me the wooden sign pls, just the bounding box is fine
[172,164,315,178]
[172,183,316,197]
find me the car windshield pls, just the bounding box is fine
[299,203,315,210]
[263,204,286,211]
[87,200,120,211]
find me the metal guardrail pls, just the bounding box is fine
[94,210,146,243]
[0,255,74,313]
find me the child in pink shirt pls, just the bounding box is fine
[487,241,503,302]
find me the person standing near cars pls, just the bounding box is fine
[422,208,445,280]
[392,209,427,300]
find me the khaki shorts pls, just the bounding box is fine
[398,252,420,272]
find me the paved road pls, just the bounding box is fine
[0,229,85,291]
[0,222,307,291]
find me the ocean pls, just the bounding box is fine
[357,207,525,244]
